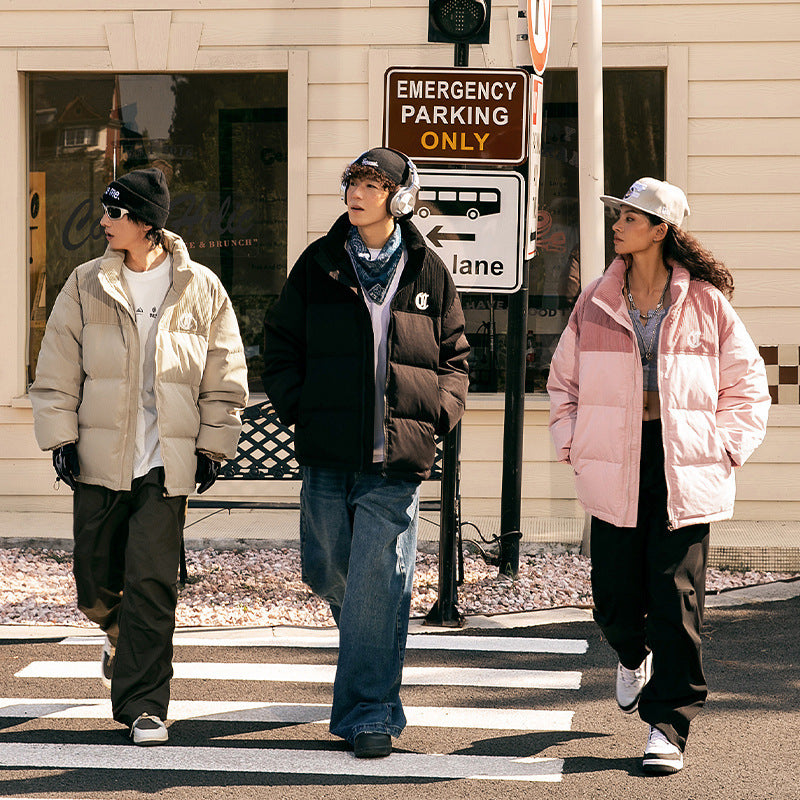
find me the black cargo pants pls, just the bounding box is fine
[72,466,186,727]
[590,419,710,752]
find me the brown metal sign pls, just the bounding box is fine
[384,67,529,165]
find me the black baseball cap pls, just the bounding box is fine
[346,148,410,186]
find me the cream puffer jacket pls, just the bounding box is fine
[547,258,770,530]
[30,231,249,496]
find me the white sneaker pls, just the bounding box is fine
[130,713,169,746]
[616,652,652,713]
[642,725,683,774]
[101,636,115,690]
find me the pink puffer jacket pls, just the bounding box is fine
[547,257,770,530]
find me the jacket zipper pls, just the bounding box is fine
[381,311,395,477]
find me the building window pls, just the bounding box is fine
[28,73,288,390]
[62,127,98,148]
[464,69,665,393]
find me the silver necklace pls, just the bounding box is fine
[625,268,671,363]
[630,310,662,363]
[625,267,671,321]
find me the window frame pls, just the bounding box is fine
[6,38,309,404]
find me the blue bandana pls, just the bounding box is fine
[345,224,403,305]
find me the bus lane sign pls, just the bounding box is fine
[415,169,524,293]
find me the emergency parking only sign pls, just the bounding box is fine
[384,67,529,165]
[415,169,524,293]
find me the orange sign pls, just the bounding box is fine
[527,0,552,76]
[384,67,529,165]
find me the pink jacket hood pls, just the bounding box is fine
[547,258,770,529]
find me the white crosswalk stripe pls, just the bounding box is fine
[0,698,574,731]
[16,661,583,689]
[0,743,564,782]
[61,633,589,654]
[3,632,587,783]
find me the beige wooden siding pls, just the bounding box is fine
[0,0,797,521]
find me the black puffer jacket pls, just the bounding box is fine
[262,213,469,481]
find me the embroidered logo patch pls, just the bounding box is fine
[178,312,196,332]
[624,181,647,200]
[415,292,430,310]
[688,330,701,348]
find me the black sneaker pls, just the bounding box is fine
[101,636,114,689]
[130,713,169,746]
[353,732,392,758]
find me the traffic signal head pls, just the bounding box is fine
[428,0,491,45]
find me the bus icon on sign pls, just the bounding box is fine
[416,187,501,220]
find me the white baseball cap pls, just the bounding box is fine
[600,177,690,228]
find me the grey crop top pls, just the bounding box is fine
[628,302,669,392]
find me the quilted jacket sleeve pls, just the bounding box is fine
[546,296,584,464]
[29,270,84,451]
[435,278,470,436]
[196,287,249,459]
[715,299,770,467]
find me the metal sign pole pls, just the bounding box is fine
[498,258,528,577]
[424,421,463,626]
[424,40,469,627]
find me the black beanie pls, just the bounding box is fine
[102,168,170,229]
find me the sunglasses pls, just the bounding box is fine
[102,204,130,220]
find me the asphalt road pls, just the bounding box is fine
[0,593,798,800]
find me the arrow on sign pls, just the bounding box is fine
[426,226,477,248]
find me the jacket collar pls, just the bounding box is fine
[97,229,192,307]
[591,256,691,327]
[318,213,428,290]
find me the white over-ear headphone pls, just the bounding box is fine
[341,149,420,218]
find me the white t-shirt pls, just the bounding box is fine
[122,255,172,479]
[359,247,406,463]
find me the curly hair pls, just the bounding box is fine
[341,163,398,194]
[643,212,735,298]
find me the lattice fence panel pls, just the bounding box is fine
[218,400,443,481]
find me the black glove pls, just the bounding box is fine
[52,443,80,490]
[195,452,221,494]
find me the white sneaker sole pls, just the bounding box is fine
[130,714,169,746]
[132,731,169,746]
[617,696,641,714]
[642,753,683,774]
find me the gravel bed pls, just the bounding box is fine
[1,546,797,629]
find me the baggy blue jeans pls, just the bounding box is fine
[299,466,420,745]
